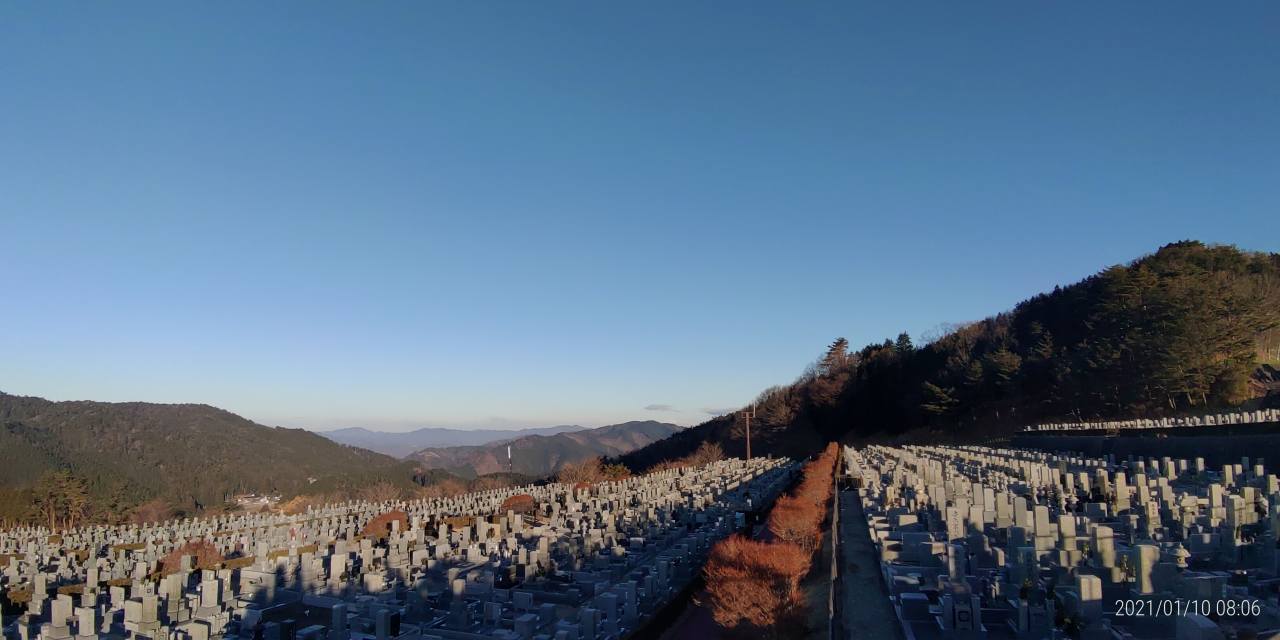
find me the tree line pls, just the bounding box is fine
[621,242,1280,470]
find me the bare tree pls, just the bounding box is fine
[416,479,467,499]
[358,481,402,503]
[131,499,173,525]
[556,458,604,484]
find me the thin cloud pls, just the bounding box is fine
[644,404,678,412]
[701,407,737,416]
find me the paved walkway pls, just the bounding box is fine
[838,490,902,640]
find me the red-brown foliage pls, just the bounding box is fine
[361,510,408,540]
[794,449,836,508]
[705,443,839,637]
[766,495,822,553]
[767,444,837,547]
[499,494,537,515]
[159,540,223,575]
[703,536,810,636]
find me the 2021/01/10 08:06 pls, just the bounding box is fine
[1114,599,1262,617]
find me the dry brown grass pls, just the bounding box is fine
[499,494,537,515]
[223,556,256,569]
[361,510,408,540]
[159,540,224,575]
[279,495,321,515]
[443,515,473,528]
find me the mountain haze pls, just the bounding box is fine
[319,425,586,457]
[409,420,682,477]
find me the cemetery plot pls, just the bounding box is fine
[844,443,1280,639]
[1024,409,1280,433]
[0,457,792,640]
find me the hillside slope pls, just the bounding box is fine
[409,420,682,477]
[619,242,1280,470]
[319,424,585,457]
[0,393,418,517]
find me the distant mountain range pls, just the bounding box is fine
[407,420,683,478]
[0,392,686,524]
[318,424,587,457]
[0,392,420,521]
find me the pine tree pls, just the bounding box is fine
[819,338,850,375]
[920,382,958,417]
[962,360,986,391]
[895,332,914,355]
[985,349,1023,394]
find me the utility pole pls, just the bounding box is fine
[738,408,756,460]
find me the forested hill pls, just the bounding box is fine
[408,420,682,477]
[0,393,420,521]
[320,424,586,457]
[620,242,1280,470]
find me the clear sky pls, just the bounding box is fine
[2,2,1277,431]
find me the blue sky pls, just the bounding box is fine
[2,2,1277,430]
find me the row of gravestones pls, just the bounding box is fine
[2,455,794,640]
[845,443,1280,640]
[1026,408,1280,432]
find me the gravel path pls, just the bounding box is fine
[838,490,903,640]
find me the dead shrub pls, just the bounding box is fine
[416,479,468,500]
[131,499,172,525]
[704,536,810,636]
[557,458,604,484]
[469,476,515,492]
[358,482,402,503]
[767,495,822,552]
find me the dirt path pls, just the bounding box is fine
[838,490,902,640]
